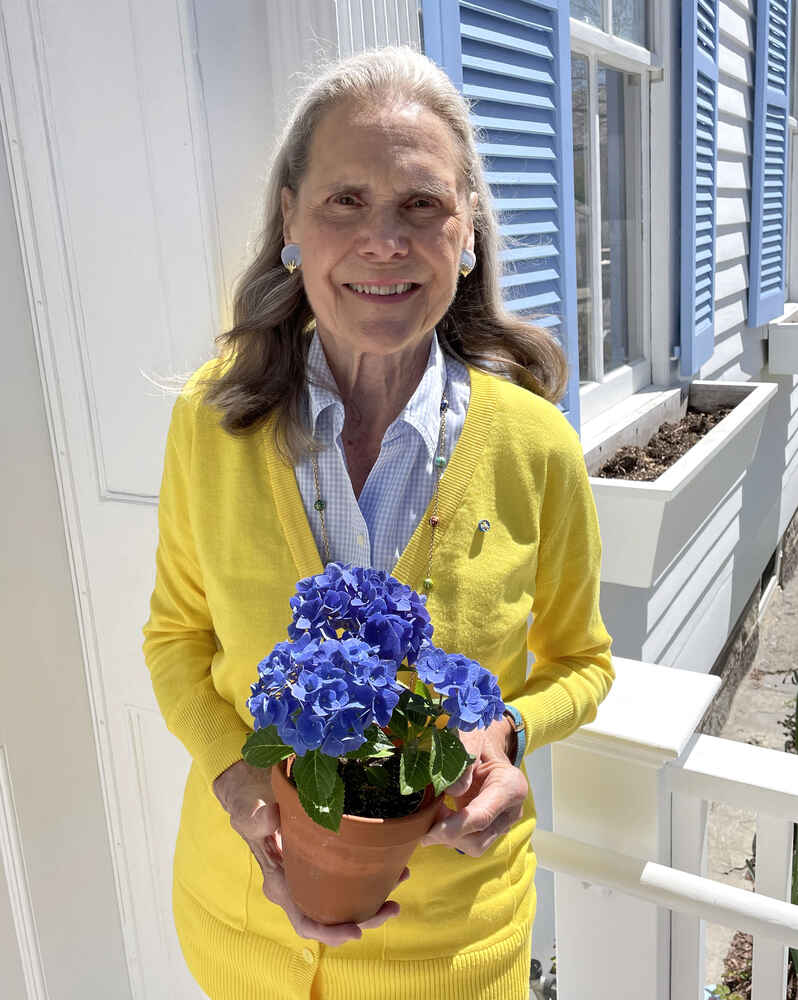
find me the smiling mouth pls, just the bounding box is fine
[344,282,421,301]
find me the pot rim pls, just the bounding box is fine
[278,755,439,827]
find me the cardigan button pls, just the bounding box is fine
[301,947,315,965]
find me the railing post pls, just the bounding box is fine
[751,814,793,998]
[548,658,719,1000]
[670,789,709,1000]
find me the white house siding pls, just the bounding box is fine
[596,0,798,676]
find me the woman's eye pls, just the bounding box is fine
[334,194,360,206]
[409,198,435,209]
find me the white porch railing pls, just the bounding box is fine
[538,657,798,1000]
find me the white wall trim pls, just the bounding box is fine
[0,1,143,993]
[127,706,173,966]
[0,746,49,1000]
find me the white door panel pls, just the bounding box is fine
[0,0,419,995]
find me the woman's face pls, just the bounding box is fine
[281,99,477,358]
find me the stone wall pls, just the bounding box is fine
[698,504,798,735]
[781,506,798,588]
[699,582,762,736]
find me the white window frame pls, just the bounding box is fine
[570,9,661,426]
[787,1,798,302]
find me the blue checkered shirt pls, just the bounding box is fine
[295,332,470,574]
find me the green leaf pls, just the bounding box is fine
[345,727,395,760]
[437,728,472,786]
[414,678,433,702]
[365,764,391,789]
[429,729,449,796]
[346,743,394,761]
[399,747,432,794]
[296,772,345,833]
[292,749,339,802]
[404,689,432,720]
[387,709,409,743]
[242,726,292,769]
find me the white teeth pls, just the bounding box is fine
[349,282,414,295]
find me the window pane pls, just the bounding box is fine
[598,65,631,374]
[570,0,602,31]
[612,0,647,45]
[571,54,592,379]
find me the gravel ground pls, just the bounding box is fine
[704,568,798,988]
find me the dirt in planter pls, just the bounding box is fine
[596,406,733,482]
[339,755,425,820]
[289,754,425,821]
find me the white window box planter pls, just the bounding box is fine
[587,381,777,588]
[767,303,798,374]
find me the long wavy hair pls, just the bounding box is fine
[202,45,568,462]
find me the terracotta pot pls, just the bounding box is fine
[271,757,440,925]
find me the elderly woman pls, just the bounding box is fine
[142,45,613,1000]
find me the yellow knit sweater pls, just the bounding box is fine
[142,361,614,1000]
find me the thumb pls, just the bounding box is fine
[445,763,474,800]
[236,797,280,840]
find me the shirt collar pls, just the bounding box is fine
[305,330,447,460]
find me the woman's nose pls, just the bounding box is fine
[357,207,409,257]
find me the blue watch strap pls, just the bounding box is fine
[503,704,526,767]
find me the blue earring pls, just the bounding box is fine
[281,243,302,273]
[459,248,476,277]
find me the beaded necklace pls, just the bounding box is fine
[309,392,449,593]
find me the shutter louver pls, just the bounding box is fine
[423,0,580,429]
[680,0,720,376]
[748,0,792,328]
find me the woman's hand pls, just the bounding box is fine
[420,718,528,856]
[212,759,407,945]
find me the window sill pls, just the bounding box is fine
[579,359,652,426]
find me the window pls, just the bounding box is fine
[569,2,654,422]
[571,0,647,46]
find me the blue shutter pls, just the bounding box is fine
[680,0,720,377]
[422,0,580,431]
[748,0,792,328]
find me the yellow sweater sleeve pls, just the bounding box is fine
[514,419,615,753]
[142,392,250,787]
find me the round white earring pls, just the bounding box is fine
[281,243,302,273]
[459,248,476,277]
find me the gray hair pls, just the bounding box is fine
[202,45,567,462]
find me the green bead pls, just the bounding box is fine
[423,577,434,591]
[434,456,447,469]
[313,498,326,511]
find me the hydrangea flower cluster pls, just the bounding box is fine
[247,563,506,757]
[415,646,505,731]
[248,633,404,756]
[286,563,432,664]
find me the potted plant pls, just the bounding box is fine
[241,562,506,925]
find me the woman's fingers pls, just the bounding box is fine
[422,762,527,855]
[356,899,401,930]
[450,805,522,857]
[230,797,279,842]
[444,763,474,799]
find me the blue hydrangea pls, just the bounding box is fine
[287,563,433,665]
[248,563,506,757]
[247,631,405,757]
[415,646,505,732]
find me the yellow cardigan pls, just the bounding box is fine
[142,360,614,1000]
